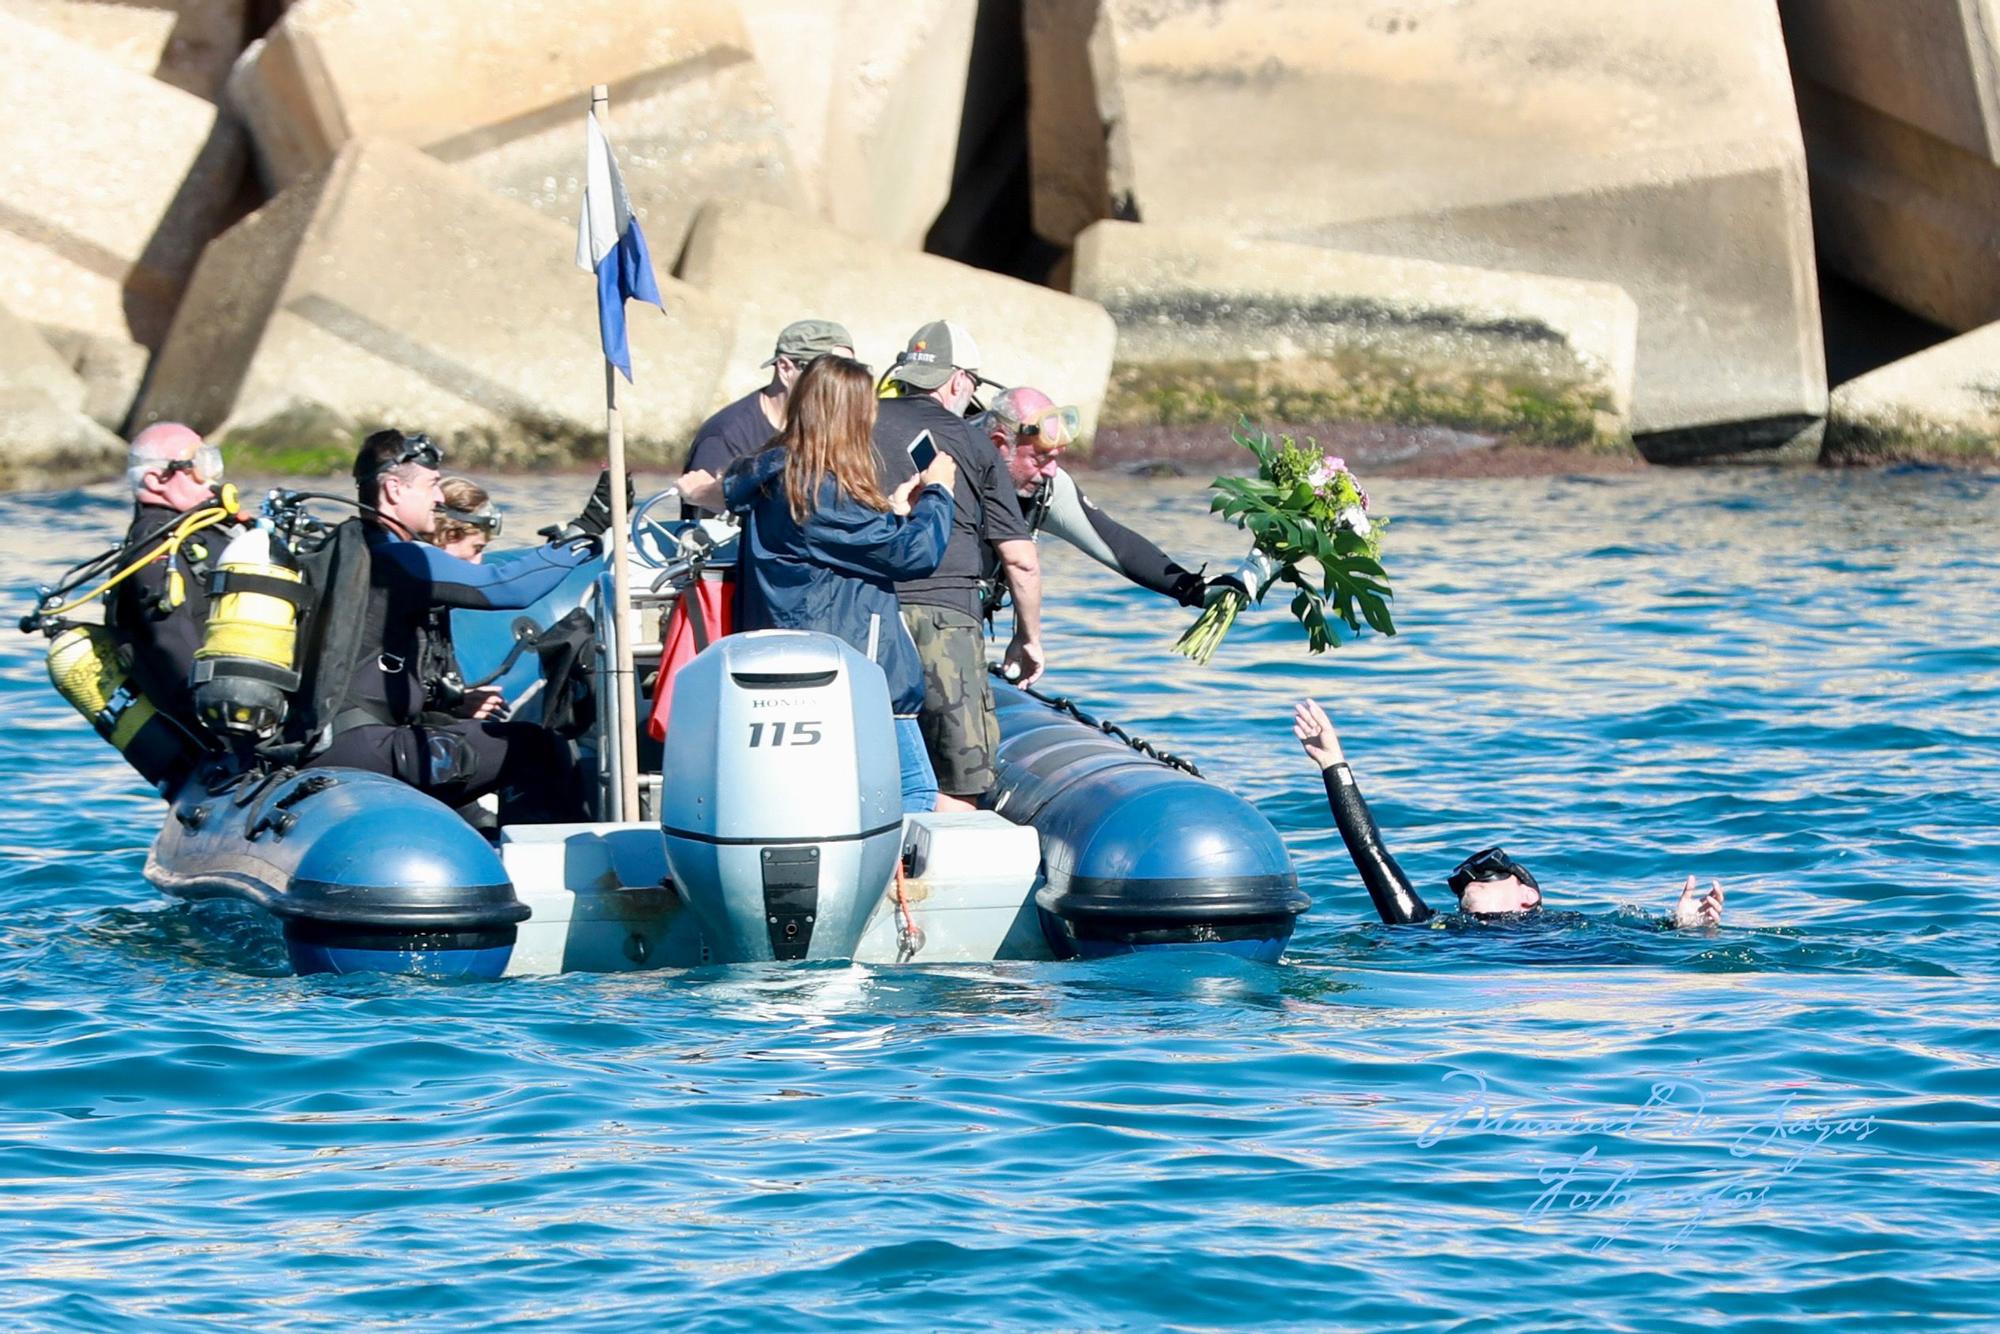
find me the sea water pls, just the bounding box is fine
[0,468,1995,1330]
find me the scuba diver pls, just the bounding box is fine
[975,386,1253,619]
[305,430,608,819]
[106,422,242,729]
[1293,699,1727,928]
[19,421,245,792]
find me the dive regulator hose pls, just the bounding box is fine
[20,486,248,635]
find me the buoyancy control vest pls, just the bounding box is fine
[269,517,373,761]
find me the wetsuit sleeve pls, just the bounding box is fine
[1037,470,1205,605]
[1323,763,1434,925]
[803,486,955,580]
[373,537,596,610]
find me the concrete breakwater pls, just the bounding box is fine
[2,0,1996,489]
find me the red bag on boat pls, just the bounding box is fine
[645,569,735,742]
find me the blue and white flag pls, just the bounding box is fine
[575,109,662,381]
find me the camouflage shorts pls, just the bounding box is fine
[901,606,999,798]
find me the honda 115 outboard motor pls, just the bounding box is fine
[659,630,903,963]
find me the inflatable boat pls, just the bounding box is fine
[127,498,1307,976]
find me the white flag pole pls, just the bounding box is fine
[592,82,641,822]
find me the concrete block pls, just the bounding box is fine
[0,0,243,100]
[133,140,734,468]
[0,302,124,487]
[739,0,978,248]
[0,393,126,491]
[677,199,1116,442]
[0,13,242,349]
[1779,3,2000,332]
[39,327,151,431]
[228,0,804,256]
[1824,320,2000,464]
[1072,220,1639,452]
[1796,82,2000,335]
[1025,0,1826,459]
[1779,0,2000,164]
[0,299,87,414]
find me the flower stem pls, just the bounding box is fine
[1176,590,1244,665]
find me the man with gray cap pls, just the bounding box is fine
[872,320,1042,810]
[680,318,853,518]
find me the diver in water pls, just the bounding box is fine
[1293,698,1726,928]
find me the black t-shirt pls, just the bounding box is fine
[682,387,781,518]
[871,395,1030,619]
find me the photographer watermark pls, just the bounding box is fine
[1415,1069,1879,1252]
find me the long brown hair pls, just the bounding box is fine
[780,355,887,524]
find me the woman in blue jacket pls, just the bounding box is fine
[682,355,958,813]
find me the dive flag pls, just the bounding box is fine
[574,109,662,380]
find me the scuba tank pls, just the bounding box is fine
[192,524,310,741]
[45,625,206,790]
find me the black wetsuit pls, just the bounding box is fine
[1322,762,1436,925]
[105,502,236,729]
[1323,764,1712,932]
[981,468,1206,618]
[309,523,596,819]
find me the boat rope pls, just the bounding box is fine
[988,666,1202,777]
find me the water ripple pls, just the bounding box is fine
[0,470,1996,1328]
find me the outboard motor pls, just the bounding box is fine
[659,630,904,963]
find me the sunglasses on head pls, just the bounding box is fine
[1447,846,1541,899]
[375,432,443,479]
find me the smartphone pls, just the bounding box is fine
[906,429,938,471]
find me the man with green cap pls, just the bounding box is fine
[872,319,1042,811]
[680,318,854,518]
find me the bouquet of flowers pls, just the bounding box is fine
[1175,420,1395,664]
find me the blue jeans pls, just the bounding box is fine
[895,716,938,815]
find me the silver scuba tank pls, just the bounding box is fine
[658,630,904,963]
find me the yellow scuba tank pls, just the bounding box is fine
[192,524,307,740]
[46,625,204,788]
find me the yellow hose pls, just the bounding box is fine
[38,495,241,620]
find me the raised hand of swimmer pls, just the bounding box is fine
[1293,699,1345,770]
[1670,875,1725,929]
[675,468,723,514]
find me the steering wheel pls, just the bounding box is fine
[628,488,684,569]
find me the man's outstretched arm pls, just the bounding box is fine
[1037,470,1208,606]
[1295,699,1434,925]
